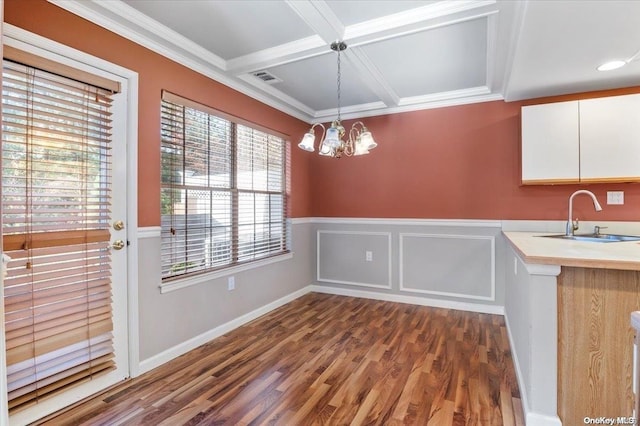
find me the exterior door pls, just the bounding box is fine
[2,46,130,425]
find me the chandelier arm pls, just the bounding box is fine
[310,122,326,145]
[349,126,358,144]
[351,121,365,131]
[343,139,354,156]
[312,122,333,155]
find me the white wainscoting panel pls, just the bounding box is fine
[399,233,495,301]
[317,230,392,289]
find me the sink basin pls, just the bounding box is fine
[541,233,640,243]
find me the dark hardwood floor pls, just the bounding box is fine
[35,293,524,425]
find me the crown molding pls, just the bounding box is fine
[50,0,224,69]
[314,101,387,121]
[349,92,505,121]
[398,86,492,106]
[312,88,503,122]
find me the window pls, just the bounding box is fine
[2,56,117,412]
[160,91,289,281]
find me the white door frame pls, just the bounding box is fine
[0,24,139,425]
[1,2,8,425]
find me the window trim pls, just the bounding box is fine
[160,91,291,282]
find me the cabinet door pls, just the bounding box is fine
[521,101,580,184]
[580,93,640,182]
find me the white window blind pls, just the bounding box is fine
[2,59,115,412]
[161,91,289,280]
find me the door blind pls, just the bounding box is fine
[2,59,115,412]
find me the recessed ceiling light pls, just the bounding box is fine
[597,60,627,71]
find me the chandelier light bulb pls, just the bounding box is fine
[353,137,370,156]
[322,126,342,149]
[297,132,316,152]
[318,143,334,156]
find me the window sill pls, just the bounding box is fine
[159,252,294,294]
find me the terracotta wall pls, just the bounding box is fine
[309,87,640,221]
[4,0,313,225]
[6,0,640,223]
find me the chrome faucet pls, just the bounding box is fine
[566,190,603,236]
[593,225,607,236]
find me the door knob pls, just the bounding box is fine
[111,240,125,250]
[113,220,125,231]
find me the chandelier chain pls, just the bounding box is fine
[336,45,341,122]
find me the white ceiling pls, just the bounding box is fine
[51,0,640,123]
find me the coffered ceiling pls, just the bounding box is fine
[50,0,640,123]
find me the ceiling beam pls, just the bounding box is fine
[226,36,327,75]
[284,0,344,44]
[344,0,497,43]
[344,48,399,107]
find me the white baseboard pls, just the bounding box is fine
[310,285,505,315]
[504,312,562,426]
[504,312,531,422]
[526,413,562,426]
[138,286,312,375]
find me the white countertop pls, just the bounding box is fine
[503,231,640,271]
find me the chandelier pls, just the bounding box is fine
[297,41,378,158]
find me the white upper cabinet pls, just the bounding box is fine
[521,93,640,184]
[521,100,580,184]
[579,93,640,182]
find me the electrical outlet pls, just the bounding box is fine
[365,251,373,262]
[607,191,624,205]
[228,276,235,291]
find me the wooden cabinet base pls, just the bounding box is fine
[558,267,640,424]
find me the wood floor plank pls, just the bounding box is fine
[34,293,523,426]
[389,349,428,422]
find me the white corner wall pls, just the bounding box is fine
[504,245,562,426]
